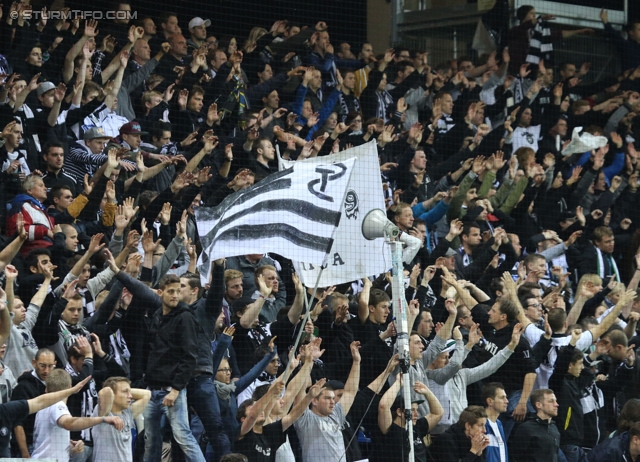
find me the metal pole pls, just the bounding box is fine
[388,238,414,462]
[624,0,628,26]
[391,0,400,45]
[282,266,326,384]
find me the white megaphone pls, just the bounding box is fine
[362,209,399,240]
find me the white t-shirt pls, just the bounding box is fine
[512,125,541,153]
[275,434,296,462]
[91,405,134,462]
[294,404,346,462]
[31,400,71,462]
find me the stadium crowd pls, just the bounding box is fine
[0,1,640,461]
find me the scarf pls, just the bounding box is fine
[257,370,276,383]
[65,362,98,442]
[526,17,553,67]
[220,75,248,121]
[215,380,236,402]
[376,90,393,122]
[58,320,90,354]
[338,93,360,122]
[109,329,131,376]
[9,193,47,215]
[595,247,620,282]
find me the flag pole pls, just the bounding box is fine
[280,157,357,383]
[281,262,327,384]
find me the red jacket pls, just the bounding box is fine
[6,194,55,255]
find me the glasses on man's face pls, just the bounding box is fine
[218,368,232,373]
[38,363,56,370]
[528,303,542,309]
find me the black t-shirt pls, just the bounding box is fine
[471,304,537,394]
[349,317,389,346]
[0,400,29,455]
[234,420,286,462]
[371,418,430,462]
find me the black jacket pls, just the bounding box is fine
[189,263,224,375]
[429,423,484,462]
[11,371,46,447]
[549,344,594,446]
[510,414,561,462]
[115,272,200,390]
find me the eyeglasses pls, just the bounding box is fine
[218,368,232,373]
[527,303,542,308]
[37,363,56,369]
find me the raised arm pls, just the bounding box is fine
[589,290,637,339]
[130,388,152,418]
[69,233,106,278]
[239,274,271,329]
[97,387,115,417]
[341,341,361,415]
[414,381,444,430]
[441,266,480,311]
[239,380,284,437]
[378,372,403,434]
[501,271,531,328]
[281,345,314,412]
[437,296,458,341]
[358,277,372,324]
[27,376,92,414]
[0,287,10,347]
[368,354,401,395]
[287,273,305,325]
[104,50,128,109]
[63,19,98,84]
[281,378,327,431]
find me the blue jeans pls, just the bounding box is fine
[499,389,535,441]
[187,374,229,461]
[143,388,205,462]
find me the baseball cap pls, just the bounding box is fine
[231,296,257,314]
[326,380,345,390]
[444,247,457,257]
[36,81,56,97]
[559,211,577,222]
[189,17,211,29]
[83,127,111,140]
[119,122,148,135]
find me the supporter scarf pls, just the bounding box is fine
[109,329,131,375]
[215,380,236,402]
[257,370,276,383]
[595,247,620,282]
[339,93,360,122]
[525,18,553,67]
[376,90,393,122]
[220,75,248,121]
[9,193,46,215]
[65,362,97,442]
[58,320,90,354]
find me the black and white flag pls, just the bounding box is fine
[196,158,356,283]
[279,141,391,287]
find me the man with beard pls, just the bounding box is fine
[226,254,286,323]
[454,223,505,282]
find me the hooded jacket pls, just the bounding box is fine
[510,413,560,462]
[586,431,633,462]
